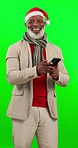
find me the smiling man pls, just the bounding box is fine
[6,7,69,148]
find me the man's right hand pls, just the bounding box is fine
[36,60,52,76]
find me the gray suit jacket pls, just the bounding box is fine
[6,40,69,120]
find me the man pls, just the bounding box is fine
[6,7,69,148]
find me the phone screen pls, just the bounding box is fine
[50,58,61,67]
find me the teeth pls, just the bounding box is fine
[33,28,40,31]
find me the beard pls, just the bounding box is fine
[27,28,45,39]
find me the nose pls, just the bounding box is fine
[33,20,39,27]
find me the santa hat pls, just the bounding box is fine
[25,7,50,25]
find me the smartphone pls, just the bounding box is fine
[50,58,61,67]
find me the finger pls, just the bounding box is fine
[54,64,58,68]
[41,61,52,66]
[41,60,48,63]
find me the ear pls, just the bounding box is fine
[44,21,46,26]
[25,22,28,28]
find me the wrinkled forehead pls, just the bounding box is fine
[28,15,44,21]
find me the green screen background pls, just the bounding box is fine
[0,0,78,148]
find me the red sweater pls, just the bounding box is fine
[30,44,48,108]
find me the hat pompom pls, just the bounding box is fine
[46,20,50,25]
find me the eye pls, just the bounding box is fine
[28,20,34,24]
[37,20,44,23]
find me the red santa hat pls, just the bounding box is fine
[25,7,50,25]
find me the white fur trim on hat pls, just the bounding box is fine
[25,11,44,23]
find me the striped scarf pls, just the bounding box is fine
[23,32,47,66]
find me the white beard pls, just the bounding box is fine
[27,28,45,39]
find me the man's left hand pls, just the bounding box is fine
[49,65,59,81]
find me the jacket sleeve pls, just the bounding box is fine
[6,46,38,85]
[54,47,69,86]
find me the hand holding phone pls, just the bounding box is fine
[50,58,61,67]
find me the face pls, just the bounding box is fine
[26,15,46,39]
